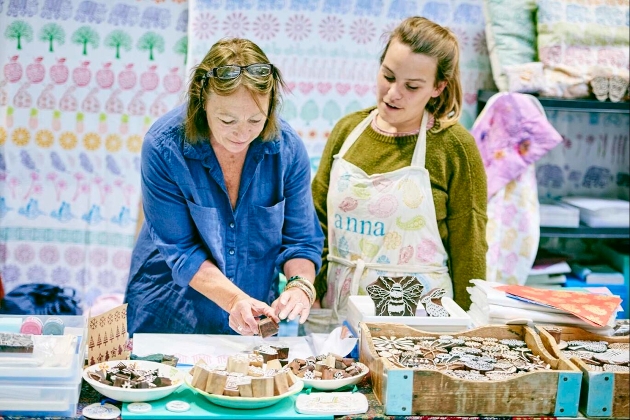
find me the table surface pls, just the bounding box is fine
[1,379,579,420]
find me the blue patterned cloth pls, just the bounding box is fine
[125,104,324,335]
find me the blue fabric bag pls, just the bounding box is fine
[0,283,82,315]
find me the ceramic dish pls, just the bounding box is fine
[292,362,369,391]
[83,360,184,403]
[184,373,304,409]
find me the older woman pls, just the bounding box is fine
[125,38,324,336]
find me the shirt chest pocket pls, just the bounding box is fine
[186,200,224,263]
[247,199,285,262]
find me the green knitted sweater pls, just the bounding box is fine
[311,107,488,311]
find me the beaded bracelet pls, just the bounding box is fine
[284,276,316,307]
[288,275,316,296]
[285,279,315,305]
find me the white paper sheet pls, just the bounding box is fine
[132,329,357,365]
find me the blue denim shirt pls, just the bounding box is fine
[125,104,324,335]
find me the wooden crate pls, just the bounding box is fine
[359,322,582,416]
[538,326,629,418]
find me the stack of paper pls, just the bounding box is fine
[570,262,625,285]
[561,197,630,228]
[524,273,567,287]
[539,202,580,228]
[467,280,618,333]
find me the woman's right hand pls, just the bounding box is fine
[227,295,280,336]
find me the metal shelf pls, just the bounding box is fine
[540,224,630,239]
[477,90,630,114]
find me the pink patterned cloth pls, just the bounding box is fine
[471,93,563,199]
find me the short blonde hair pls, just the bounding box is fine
[381,17,462,130]
[184,38,286,143]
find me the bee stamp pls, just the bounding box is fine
[366,276,424,316]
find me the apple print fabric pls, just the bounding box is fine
[0,0,187,307]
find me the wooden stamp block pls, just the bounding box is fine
[266,359,283,370]
[248,353,264,368]
[191,365,210,390]
[271,345,289,359]
[257,317,279,338]
[273,371,290,395]
[223,387,240,397]
[253,345,279,363]
[204,371,228,395]
[251,377,274,397]
[366,275,424,316]
[227,355,249,374]
[238,379,253,397]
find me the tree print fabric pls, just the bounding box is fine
[0,0,188,308]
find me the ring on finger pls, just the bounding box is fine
[295,302,304,307]
[237,325,243,332]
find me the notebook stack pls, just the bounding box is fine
[561,197,630,228]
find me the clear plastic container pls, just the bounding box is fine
[0,380,81,417]
[0,315,85,416]
[0,315,86,381]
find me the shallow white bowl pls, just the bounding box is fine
[185,373,304,409]
[292,362,369,391]
[83,360,184,402]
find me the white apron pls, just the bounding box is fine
[306,110,453,334]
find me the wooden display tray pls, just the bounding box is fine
[359,323,582,416]
[538,326,629,418]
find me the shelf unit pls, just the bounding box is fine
[477,90,630,241]
[540,225,630,239]
[477,90,630,114]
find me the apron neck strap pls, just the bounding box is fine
[411,110,429,168]
[338,109,429,169]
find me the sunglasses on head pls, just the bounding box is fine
[203,63,274,81]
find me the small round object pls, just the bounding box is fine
[82,403,121,419]
[43,316,65,335]
[20,316,43,335]
[166,400,190,412]
[127,402,152,413]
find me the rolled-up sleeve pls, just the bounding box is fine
[141,134,210,287]
[274,125,325,273]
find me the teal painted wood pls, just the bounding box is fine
[581,371,614,417]
[554,372,582,417]
[384,369,413,416]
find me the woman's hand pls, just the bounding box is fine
[228,295,279,336]
[272,288,311,324]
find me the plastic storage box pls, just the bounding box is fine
[0,314,86,417]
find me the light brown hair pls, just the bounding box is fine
[380,17,462,130]
[184,38,286,143]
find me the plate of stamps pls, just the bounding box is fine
[287,354,369,391]
[184,352,304,409]
[83,360,184,402]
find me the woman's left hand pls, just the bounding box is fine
[272,288,311,324]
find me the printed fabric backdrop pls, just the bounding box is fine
[0,0,496,308]
[186,0,495,172]
[1,0,626,309]
[0,0,189,308]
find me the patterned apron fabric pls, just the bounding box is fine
[306,110,452,333]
